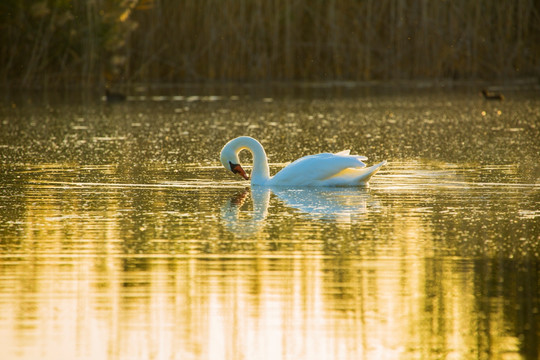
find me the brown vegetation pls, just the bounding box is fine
[2,0,539,88]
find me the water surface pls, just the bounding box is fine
[1,85,539,359]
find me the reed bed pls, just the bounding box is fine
[2,0,539,88]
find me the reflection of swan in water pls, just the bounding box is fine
[221,186,378,237]
[271,187,374,221]
[220,187,271,237]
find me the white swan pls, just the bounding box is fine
[220,136,386,186]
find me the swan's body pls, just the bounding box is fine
[220,136,386,186]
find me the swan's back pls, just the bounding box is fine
[268,152,374,186]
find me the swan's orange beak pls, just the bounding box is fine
[232,164,249,180]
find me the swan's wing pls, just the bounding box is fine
[270,153,368,185]
[321,161,386,186]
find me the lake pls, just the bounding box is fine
[1,83,539,359]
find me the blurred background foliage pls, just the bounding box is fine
[1,0,539,88]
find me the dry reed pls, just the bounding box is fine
[2,0,539,88]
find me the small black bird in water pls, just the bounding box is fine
[481,89,504,101]
[105,88,126,102]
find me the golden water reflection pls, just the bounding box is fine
[0,162,538,359]
[1,255,535,359]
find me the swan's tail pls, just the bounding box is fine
[353,160,387,185]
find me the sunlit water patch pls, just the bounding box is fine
[1,161,539,360]
[1,161,538,256]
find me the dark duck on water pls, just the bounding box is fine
[105,88,127,103]
[481,89,504,101]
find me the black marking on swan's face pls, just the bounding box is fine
[229,161,240,174]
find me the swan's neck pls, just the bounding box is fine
[235,137,270,185]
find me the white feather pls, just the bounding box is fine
[220,136,386,187]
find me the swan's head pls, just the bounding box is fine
[220,144,249,180]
